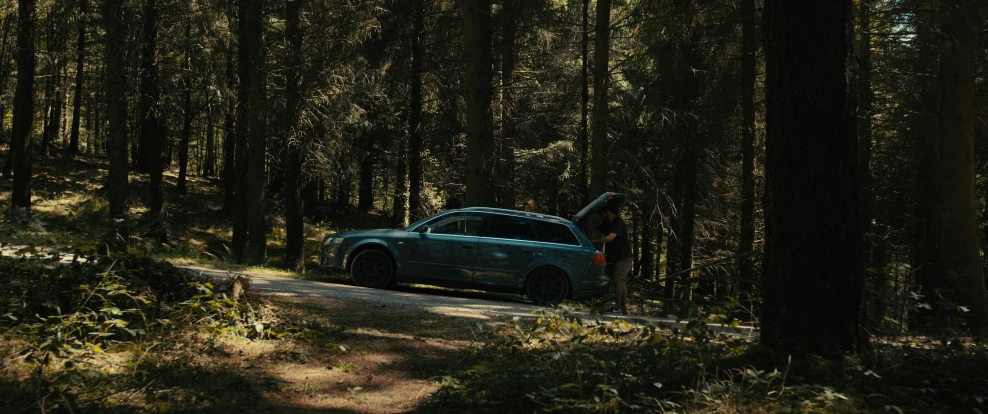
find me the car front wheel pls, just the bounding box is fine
[526,267,570,306]
[350,249,395,289]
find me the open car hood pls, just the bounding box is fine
[572,192,628,229]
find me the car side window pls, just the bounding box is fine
[427,213,486,236]
[533,221,581,246]
[483,215,537,241]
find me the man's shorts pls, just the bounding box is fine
[606,257,632,281]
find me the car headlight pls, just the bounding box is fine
[323,237,344,258]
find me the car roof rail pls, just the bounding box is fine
[458,207,571,223]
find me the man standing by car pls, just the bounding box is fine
[595,206,632,314]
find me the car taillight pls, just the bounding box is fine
[593,253,606,267]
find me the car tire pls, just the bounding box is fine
[526,267,570,306]
[350,249,395,289]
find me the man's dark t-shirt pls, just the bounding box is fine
[598,216,632,264]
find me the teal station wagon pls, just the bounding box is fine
[321,194,627,305]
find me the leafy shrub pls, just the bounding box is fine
[422,307,745,413]
[0,252,280,412]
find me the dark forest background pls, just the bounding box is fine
[1,0,987,355]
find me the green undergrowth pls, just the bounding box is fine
[0,250,294,412]
[419,308,988,413]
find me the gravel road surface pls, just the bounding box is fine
[0,245,755,336]
[177,265,756,336]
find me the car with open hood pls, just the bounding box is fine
[320,193,628,305]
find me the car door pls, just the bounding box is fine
[402,212,487,282]
[472,214,542,288]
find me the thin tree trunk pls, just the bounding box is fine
[3,137,14,178]
[664,167,682,300]
[283,0,305,271]
[641,211,653,280]
[738,0,757,301]
[85,90,92,153]
[42,63,64,157]
[579,0,589,206]
[463,0,495,207]
[8,0,36,215]
[234,0,267,264]
[498,0,518,209]
[358,139,374,212]
[912,0,941,325]
[141,0,163,222]
[632,206,640,275]
[857,0,882,326]
[936,0,987,332]
[677,142,699,301]
[204,104,215,177]
[407,0,424,221]
[675,0,703,302]
[221,1,236,216]
[0,105,5,143]
[760,0,863,356]
[103,0,129,219]
[588,0,611,197]
[392,130,407,224]
[68,0,87,155]
[177,23,193,195]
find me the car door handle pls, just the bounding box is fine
[522,249,535,255]
[462,244,474,250]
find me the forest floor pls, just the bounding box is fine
[2,151,988,413]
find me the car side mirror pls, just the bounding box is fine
[417,226,431,234]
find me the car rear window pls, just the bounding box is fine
[533,220,581,246]
[483,215,538,241]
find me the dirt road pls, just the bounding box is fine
[177,264,756,336]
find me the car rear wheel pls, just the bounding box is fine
[526,267,570,306]
[350,249,395,289]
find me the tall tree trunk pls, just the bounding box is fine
[912,0,941,325]
[358,141,374,212]
[0,105,5,143]
[42,62,65,156]
[738,0,757,302]
[858,0,883,326]
[204,104,215,177]
[177,24,193,195]
[392,133,407,224]
[588,0,611,196]
[641,210,653,280]
[632,206,640,274]
[283,0,305,271]
[68,0,87,155]
[234,0,267,264]
[8,0,36,215]
[140,0,163,220]
[407,0,424,220]
[221,1,236,216]
[463,0,495,207]
[936,0,987,332]
[664,167,682,300]
[579,0,589,206]
[3,122,14,179]
[760,0,863,356]
[858,0,875,272]
[673,0,703,302]
[498,0,518,209]
[677,142,699,300]
[103,0,129,219]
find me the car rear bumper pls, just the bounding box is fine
[571,273,612,299]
